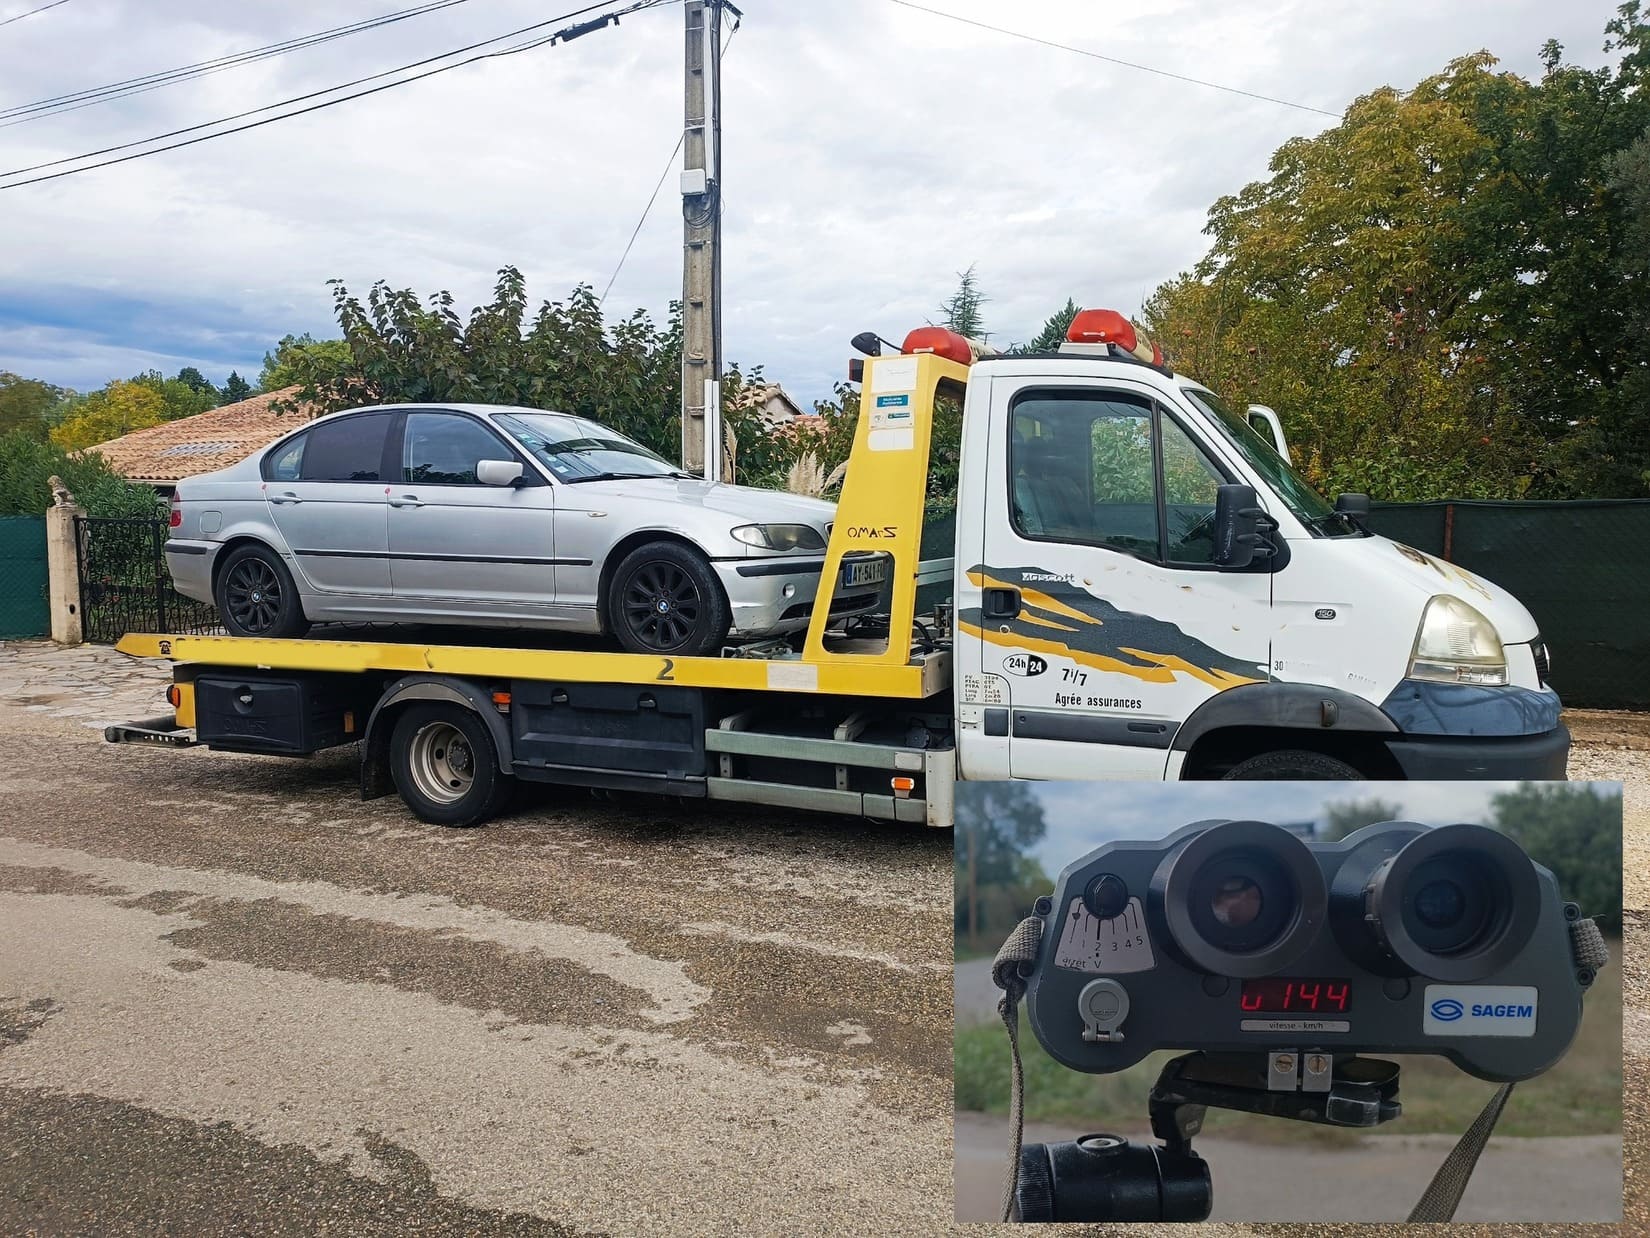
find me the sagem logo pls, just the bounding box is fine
[1423,984,1538,1037]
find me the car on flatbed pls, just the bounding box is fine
[164,403,887,656]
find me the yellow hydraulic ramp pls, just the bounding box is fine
[115,632,950,700]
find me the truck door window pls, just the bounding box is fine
[1012,391,1156,558]
[1160,417,1225,565]
[1010,390,1226,566]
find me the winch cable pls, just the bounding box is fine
[991,912,1609,1225]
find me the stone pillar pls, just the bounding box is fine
[44,476,84,645]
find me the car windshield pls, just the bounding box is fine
[1178,386,1364,538]
[494,411,684,483]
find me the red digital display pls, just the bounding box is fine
[1239,978,1351,1014]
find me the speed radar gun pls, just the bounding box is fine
[989,820,1609,1224]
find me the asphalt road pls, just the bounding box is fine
[0,644,954,1236]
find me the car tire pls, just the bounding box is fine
[607,541,731,656]
[215,543,310,639]
[1221,749,1364,780]
[389,703,513,827]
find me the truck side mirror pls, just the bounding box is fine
[1214,483,1266,569]
[1334,492,1370,517]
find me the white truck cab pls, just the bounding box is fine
[936,308,1565,782]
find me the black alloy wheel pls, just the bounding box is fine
[214,544,310,639]
[608,541,730,656]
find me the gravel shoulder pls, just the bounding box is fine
[0,645,954,1236]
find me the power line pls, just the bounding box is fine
[601,134,683,306]
[600,15,740,306]
[885,0,1339,119]
[0,0,70,29]
[1,0,483,128]
[0,0,673,189]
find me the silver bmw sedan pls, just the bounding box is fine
[164,403,886,655]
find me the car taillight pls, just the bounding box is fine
[169,493,182,529]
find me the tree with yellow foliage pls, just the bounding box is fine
[50,379,168,452]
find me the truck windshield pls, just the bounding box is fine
[496,412,684,482]
[1178,387,1363,538]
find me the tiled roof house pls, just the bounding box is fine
[84,387,313,489]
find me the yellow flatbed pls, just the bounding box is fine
[115,631,951,700]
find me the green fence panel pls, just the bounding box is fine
[0,516,48,639]
[1367,500,1650,711]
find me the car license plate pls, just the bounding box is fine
[841,557,887,589]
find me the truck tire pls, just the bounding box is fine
[389,703,513,827]
[215,542,311,639]
[607,540,731,656]
[1222,749,1364,780]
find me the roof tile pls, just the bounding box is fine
[83,387,315,484]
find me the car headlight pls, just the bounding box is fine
[731,523,826,552]
[1408,595,1507,686]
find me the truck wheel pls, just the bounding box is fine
[607,541,730,656]
[215,543,310,639]
[389,703,513,827]
[1222,749,1364,780]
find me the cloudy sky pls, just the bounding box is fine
[973,780,1622,877]
[0,0,1620,405]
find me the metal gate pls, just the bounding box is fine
[75,517,221,643]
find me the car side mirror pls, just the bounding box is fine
[477,459,525,487]
[1213,483,1267,569]
[1334,492,1370,516]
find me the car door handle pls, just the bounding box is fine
[982,586,1022,620]
[388,495,424,508]
[269,491,302,505]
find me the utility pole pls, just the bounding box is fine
[681,0,722,477]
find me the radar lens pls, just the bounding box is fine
[1211,876,1264,929]
[1414,878,1465,930]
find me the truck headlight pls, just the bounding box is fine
[1408,595,1507,686]
[731,523,826,552]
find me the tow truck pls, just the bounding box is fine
[109,309,1569,827]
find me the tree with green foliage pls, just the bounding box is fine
[174,366,216,397]
[937,265,988,340]
[955,783,1048,950]
[0,372,66,439]
[221,371,252,404]
[258,333,353,393]
[1142,4,1650,500]
[1492,782,1622,931]
[286,268,697,462]
[139,369,219,421]
[0,431,159,518]
[1023,298,1082,354]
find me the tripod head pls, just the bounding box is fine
[1014,1050,1403,1223]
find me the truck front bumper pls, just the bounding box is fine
[1385,724,1571,780]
